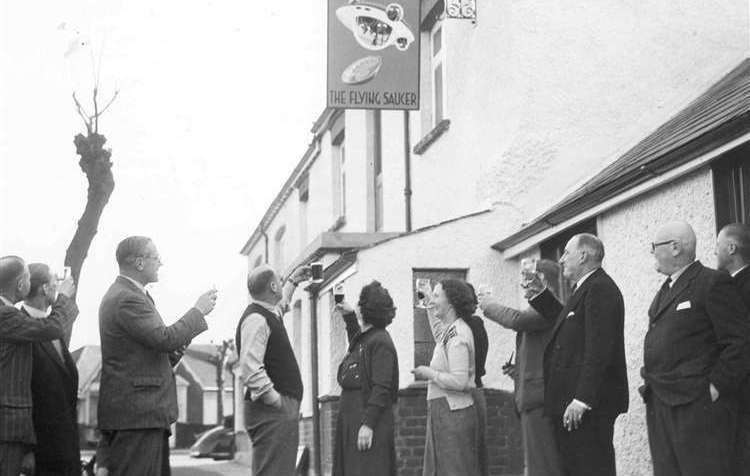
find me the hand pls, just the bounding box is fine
[20,451,34,476]
[289,266,312,285]
[710,383,720,402]
[357,425,374,451]
[522,273,545,300]
[262,389,282,409]
[57,276,77,298]
[411,366,435,380]
[194,289,218,316]
[335,301,356,315]
[501,363,517,380]
[563,400,589,431]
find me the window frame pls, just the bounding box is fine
[430,20,447,128]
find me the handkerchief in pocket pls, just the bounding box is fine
[566,311,575,319]
[676,301,691,311]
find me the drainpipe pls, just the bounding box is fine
[403,110,413,232]
[262,229,270,263]
[309,289,322,476]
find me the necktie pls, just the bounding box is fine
[656,277,672,309]
[571,283,578,294]
[146,291,155,305]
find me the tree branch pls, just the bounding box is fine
[72,92,93,134]
[97,90,119,117]
[93,88,99,134]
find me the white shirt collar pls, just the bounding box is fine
[21,302,50,318]
[119,274,147,294]
[0,295,13,306]
[732,265,749,278]
[575,268,599,290]
[669,261,696,287]
[252,299,281,317]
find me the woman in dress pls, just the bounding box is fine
[333,281,399,476]
[413,278,484,476]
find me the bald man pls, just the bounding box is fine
[0,256,77,476]
[236,264,309,476]
[716,223,750,474]
[641,221,750,476]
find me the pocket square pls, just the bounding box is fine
[676,301,691,311]
[566,311,575,318]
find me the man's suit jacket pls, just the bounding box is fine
[23,308,80,465]
[733,265,750,311]
[0,295,78,445]
[641,261,750,406]
[98,276,207,431]
[530,268,629,417]
[481,301,555,412]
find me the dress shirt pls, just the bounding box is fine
[0,295,12,306]
[669,261,696,288]
[21,303,65,360]
[732,265,749,278]
[238,299,284,401]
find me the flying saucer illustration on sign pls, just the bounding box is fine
[336,1,415,85]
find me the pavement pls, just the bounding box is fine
[81,450,250,475]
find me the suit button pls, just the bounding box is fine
[555,345,561,350]
[650,324,656,329]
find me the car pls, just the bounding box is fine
[189,425,235,460]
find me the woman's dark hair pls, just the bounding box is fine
[439,279,477,319]
[357,280,396,329]
[464,283,488,388]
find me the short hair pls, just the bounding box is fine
[0,256,25,292]
[722,223,750,262]
[247,265,277,299]
[116,236,153,267]
[27,263,53,299]
[439,279,477,319]
[357,280,396,329]
[574,233,605,263]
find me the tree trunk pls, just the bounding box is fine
[63,132,114,344]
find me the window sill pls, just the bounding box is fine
[413,119,451,155]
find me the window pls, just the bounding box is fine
[332,131,347,223]
[412,268,467,378]
[274,225,286,273]
[374,111,384,231]
[540,219,597,303]
[431,21,446,127]
[298,173,309,247]
[713,143,750,230]
[292,300,302,361]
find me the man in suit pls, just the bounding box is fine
[642,221,750,476]
[97,236,218,476]
[236,264,309,476]
[0,256,78,476]
[528,234,629,476]
[715,222,750,474]
[21,263,81,475]
[479,259,564,476]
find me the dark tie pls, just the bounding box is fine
[571,283,578,294]
[146,291,155,305]
[656,277,672,309]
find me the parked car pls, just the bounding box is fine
[190,425,235,460]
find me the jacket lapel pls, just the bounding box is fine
[652,261,701,320]
[41,340,70,376]
[550,268,603,339]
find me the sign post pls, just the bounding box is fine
[327,0,421,110]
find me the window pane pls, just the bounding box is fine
[713,143,750,230]
[434,63,443,124]
[432,26,442,56]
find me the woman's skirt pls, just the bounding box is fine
[423,396,481,476]
[333,389,396,476]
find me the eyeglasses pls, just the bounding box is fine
[650,240,675,252]
[138,254,162,264]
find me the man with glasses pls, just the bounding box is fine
[97,236,218,476]
[641,221,750,476]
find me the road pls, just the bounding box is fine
[81,450,249,476]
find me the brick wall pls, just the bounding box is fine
[314,385,523,476]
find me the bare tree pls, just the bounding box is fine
[63,87,118,343]
[211,339,234,425]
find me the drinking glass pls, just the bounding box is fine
[415,278,433,309]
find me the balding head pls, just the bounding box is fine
[247,264,282,304]
[716,223,750,273]
[0,256,31,303]
[651,221,697,275]
[559,233,605,282]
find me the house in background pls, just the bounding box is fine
[72,344,233,448]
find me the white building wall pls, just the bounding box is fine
[409,0,749,229]
[596,167,716,475]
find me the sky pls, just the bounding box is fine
[0,0,326,349]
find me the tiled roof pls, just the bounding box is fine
[494,58,750,251]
